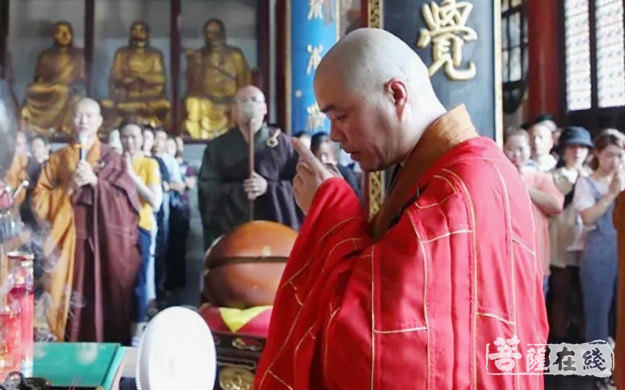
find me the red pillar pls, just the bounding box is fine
[527,0,562,122]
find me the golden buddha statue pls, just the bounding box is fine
[21,21,85,136]
[101,21,170,131]
[183,19,252,139]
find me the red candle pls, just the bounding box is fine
[7,251,34,377]
[0,301,20,381]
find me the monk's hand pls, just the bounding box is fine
[244,172,268,200]
[292,138,337,214]
[323,162,343,178]
[74,161,98,188]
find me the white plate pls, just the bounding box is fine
[136,306,217,390]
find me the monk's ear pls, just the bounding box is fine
[384,79,408,114]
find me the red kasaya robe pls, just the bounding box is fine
[33,140,141,344]
[255,106,548,389]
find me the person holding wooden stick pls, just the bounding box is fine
[198,86,302,250]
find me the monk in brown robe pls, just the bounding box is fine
[33,98,141,344]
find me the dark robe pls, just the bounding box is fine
[70,145,141,344]
[198,124,302,250]
[33,141,141,344]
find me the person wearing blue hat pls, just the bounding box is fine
[556,126,594,152]
[548,126,593,343]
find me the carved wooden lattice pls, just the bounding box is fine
[501,0,528,115]
[564,0,592,111]
[595,0,625,108]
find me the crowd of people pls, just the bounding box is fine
[503,118,625,388]
[2,27,624,390]
[7,102,197,346]
[4,85,366,348]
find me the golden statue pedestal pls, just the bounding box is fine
[100,98,170,131]
[183,96,232,140]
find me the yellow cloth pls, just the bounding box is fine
[132,155,160,231]
[32,140,101,341]
[218,305,272,333]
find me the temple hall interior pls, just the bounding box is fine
[0,0,624,389]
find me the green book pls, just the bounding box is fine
[33,342,126,390]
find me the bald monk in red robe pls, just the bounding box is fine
[255,28,548,389]
[33,98,141,344]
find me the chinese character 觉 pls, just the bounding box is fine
[416,0,477,81]
[305,103,325,132]
[306,45,324,75]
[487,335,522,372]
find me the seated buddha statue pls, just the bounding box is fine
[183,19,251,139]
[100,21,170,131]
[21,21,85,137]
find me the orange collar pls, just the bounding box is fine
[371,105,479,239]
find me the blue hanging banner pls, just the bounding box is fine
[286,0,340,134]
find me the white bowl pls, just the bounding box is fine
[136,306,216,390]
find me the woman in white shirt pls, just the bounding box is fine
[548,127,593,342]
[573,129,625,353]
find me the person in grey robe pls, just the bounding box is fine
[198,85,302,250]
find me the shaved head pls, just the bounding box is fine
[235,85,265,101]
[73,98,103,139]
[74,98,101,115]
[316,28,430,98]
[313,28,445,172]
[233,85,267,133]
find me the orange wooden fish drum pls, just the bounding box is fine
[202,221,297,309]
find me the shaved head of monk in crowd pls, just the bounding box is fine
[232,85,267,135]
[73,98,103,145]
[314,28,447,172]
